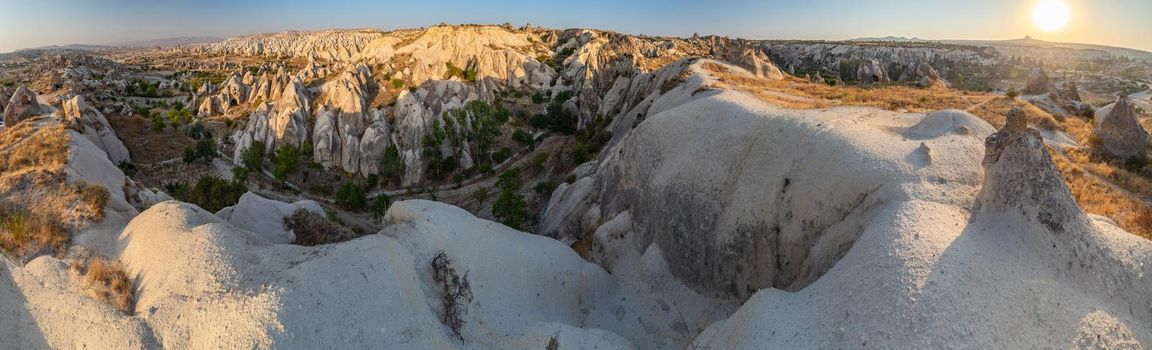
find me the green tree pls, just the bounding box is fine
[242,141,267,172]
[151,114,165,132]
[168,176,247,212]
[492,190,528,229]
[380,145,405,186]
[370,195,391,220]
[335,183,367,210]
[273,144,300,184]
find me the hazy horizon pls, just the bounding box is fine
[2,0,1151,53]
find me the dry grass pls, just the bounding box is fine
[71,256,134,314]
[0,120,118,260]
[700,63,1152,240]
[106,113,197,165]
[76,181,111,222]
[283,209,360,246]
[0,202,69,259]
[1052,153,1152,239]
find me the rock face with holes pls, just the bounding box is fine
[856,58,890,84]
[898,58,947,88]
[3,85,46,126]
[1093,96,1150,160]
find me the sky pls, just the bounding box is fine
[0,0,1150,53]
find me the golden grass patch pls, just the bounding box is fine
[72,256,134,314]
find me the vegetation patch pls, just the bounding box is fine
[71,256,134,314]
[283,209,361,246]
[431,251,473,341]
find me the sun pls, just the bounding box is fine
[1032,0,1071,32]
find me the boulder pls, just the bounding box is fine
[3,85,45,126]
[1093,96,1150,160]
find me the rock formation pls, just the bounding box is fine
[856,58,890,84]
[199,26,790,184]
[898,57,947,88]
[1060,81,1082,102]
[975,107,1090,232]
[1022,67,1053,95]
[61,95,131,164]
[1093,96,1150,160]
[3,85,46,126]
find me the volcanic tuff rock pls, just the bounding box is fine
[3,85,46,126]
[62,95,131,164]
[543,61,991,300]
[898,57,947,87]
[763,41,997,80]
[1022,67,1053,95]
[0,86,10,113]
[1093,96,1150,160]
[690,104,1152,349]
[856,58,891,83]
[197,26,789,184]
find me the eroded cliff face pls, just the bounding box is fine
[763,41,995,84]
[198,25,786,184]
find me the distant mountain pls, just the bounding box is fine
[108,36,223,48]
[13,44,112,53]
[939,37,1152,61]
[846,36,1152,62]
[848,36,924,42]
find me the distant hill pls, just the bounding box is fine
[108,36,223,48]
[849,36,1152,61]
[848,36,924,42]
[940,37,1152,61]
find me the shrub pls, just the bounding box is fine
[380,145,405,186]
[431,251,473,341]
[186,122,211,140]
[241,141,267,171]
[231,166,250,181]
[283,209,358,246]
[568,142,592,164]
[169,176,247,212]
[73,256,134,314]
[1006,88,1019,99]
[335,183,367,210]
[182,139,217,163]
[370,195,392,220]
[534,181,558,195]
[492,190,529,229]
[491,147,513,164]
[76,182,111,222]
[0,205,69,259]
[531,92,546,104]
[273,144,301,184]
[471,187,491,203]
[492,169,528,229]
[512,128,535,148]
[391,78,404,89]
[150,114,165,132]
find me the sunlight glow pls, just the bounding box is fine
[1032,0,1071,32]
